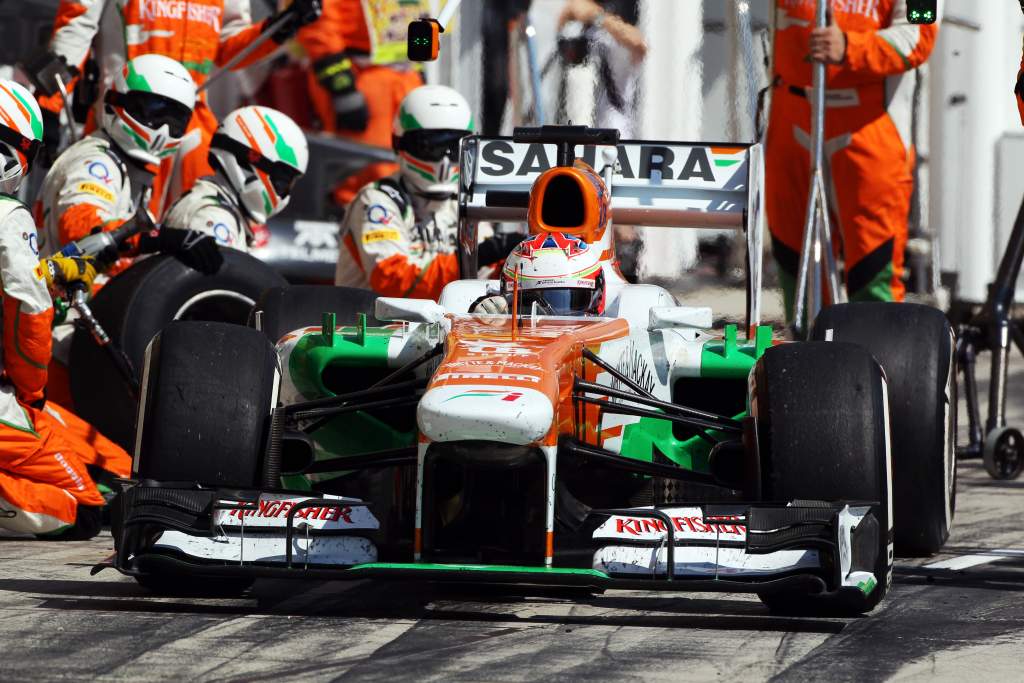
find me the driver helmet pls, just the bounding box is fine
[102,54,196,167]
[392,85,474,199]
[0,79,43,194]
[209,105,309,224]
[500,232,606,316]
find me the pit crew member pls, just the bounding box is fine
[335,85,517,299]
[38,0,321,210]
[766,0,938,316]
[37,54,220,275]
[296,0,423,206]
[0,79,131,539]
[162,105,309,252]
[471,232,607,317]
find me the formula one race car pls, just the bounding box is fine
[108,126,956,615]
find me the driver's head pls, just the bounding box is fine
[392,85,473,199]
[500,232,606,316]
[102,54,196,167]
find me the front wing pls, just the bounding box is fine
[110,485,880,599]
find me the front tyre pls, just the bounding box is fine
[753,342,892,615]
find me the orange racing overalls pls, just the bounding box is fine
[296,0,422,206]
[39,0,281,215]
[766,0,938,313]
[0,197,130,538]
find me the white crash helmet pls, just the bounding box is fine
[0,80,43,194]
[208,106,309,224]
[500,232,607,316]
[392,85,474,198]
[102,54,196,167]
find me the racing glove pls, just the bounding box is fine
[38,255,97,291]
[139,228,224,275]
[470,294,509,315]
[313,53,370,131]
[268,0,323,43]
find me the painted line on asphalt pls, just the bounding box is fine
[924,549,1024,571]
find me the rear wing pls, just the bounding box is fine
[457,135,767,331]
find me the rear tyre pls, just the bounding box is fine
[134,321,280,489]
[250,285,380,343]
[753,342,892,615]
[70,251,287,449]
[812,302,956,556]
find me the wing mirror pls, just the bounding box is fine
[375,297,448,325]
[649,306,713,330]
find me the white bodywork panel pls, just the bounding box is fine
[593,545,820,578]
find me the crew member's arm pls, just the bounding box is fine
[296,0,369,131]
[53,153,128,247]
[36,0,104,115]
[558,0,647,62]
[217,0,290,70]
[340,187,458,300]
[0,206,54,405]
[834,1,938,77]
[296,0,349,61]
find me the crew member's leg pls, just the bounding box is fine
[39,402,132,478]
[0,469,78,535]
[830,115,912,302]
[0,412,106,538]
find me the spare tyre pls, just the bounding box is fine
[69,251,287,449]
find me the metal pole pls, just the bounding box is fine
[524,17,545,124]
[54,74,78,145]
[199,13,292,93]
[793,0,828,335]
[816,169,845,304]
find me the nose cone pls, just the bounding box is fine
[417,385,554,445]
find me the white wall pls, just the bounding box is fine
[930,1,1024,303]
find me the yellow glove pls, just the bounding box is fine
[37,255,97,291]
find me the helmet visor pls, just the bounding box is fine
[396,129,468,162]
[516,287,602,316]
[107,90,192,138]
[211,132,303,197]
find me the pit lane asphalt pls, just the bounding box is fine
[1,364,1022,681]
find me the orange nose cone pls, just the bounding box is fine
[527,161,610,244]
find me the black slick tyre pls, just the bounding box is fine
[134,321,280,489]
[753,342,892,615]
[249,285,380,343]
[70,251,287,449]
[812,302,956,556]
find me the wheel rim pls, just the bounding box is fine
[985,428,1024,480]
[173,289,256,323]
